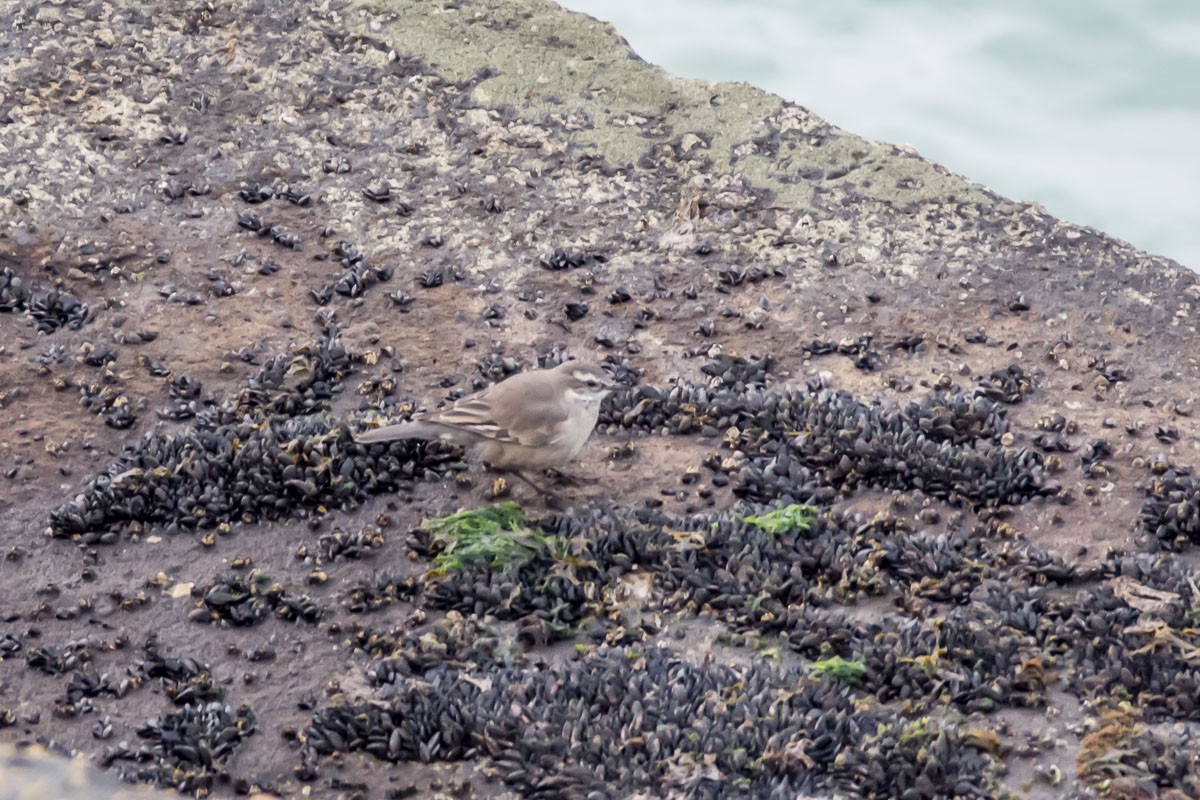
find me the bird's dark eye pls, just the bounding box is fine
[586,379,599,389]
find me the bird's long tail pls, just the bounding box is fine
[353,420,442,444]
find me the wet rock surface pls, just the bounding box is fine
[4,0,1200,798]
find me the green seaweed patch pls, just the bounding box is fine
[741,504,818,537]
[808,656,867,686]
[424,501,559,571]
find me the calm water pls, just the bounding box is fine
[561,0,1200,270]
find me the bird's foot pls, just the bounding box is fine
[546,469,583,487]
[542,492,569,511]
[509,471,569,508]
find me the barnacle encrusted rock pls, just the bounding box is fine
[3,0,1200,798]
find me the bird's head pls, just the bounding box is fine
[560,361,615,404]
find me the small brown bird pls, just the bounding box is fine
[355,360,614,495]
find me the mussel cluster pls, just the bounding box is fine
[79,381,138,430]
[410,523,593,645]
[310,240,393,304]
[1,265,89,332]
[306,644,998,799]
[303,491,1200,797]
[298,524,387,564]
[188,572,323,627]
[159,374,206,422]
[6,631,256,794]
[1137,471,1200,550]
[25,641,94,677]
[48,330,457,541]
[351,612,505,681]
[1076,706,1200,798]
[599,356,1050,507]
[201,328,353,423]
[102,646,257,793]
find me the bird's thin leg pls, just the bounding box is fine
[508,470,567,506]
[546,468,583,487]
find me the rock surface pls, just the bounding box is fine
[3,0,1200,798]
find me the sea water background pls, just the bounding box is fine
[559,0,1200,271]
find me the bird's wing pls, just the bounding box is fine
[424,372,569,448]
